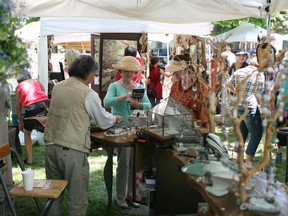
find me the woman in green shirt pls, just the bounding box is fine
[104,56,151,208]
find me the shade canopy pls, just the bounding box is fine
[40,17,212,36]
[214,22,286,52]
[13,0,288,94]
[215,23,267,43]
[14,0,288,24]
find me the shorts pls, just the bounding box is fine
[24,100,50,131]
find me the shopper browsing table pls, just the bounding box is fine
[104,56,151,209]
[16,70,50,165]
[44,55,123,215]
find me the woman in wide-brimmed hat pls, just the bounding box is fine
[167,54,209,128]
[104,56,151,209]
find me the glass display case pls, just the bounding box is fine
[173,129,204,152]
[147,97,192,137]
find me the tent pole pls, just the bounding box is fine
[265,0,271,37]
[266,14,271,37]
[38,35,49,94]
[166,34,169,64]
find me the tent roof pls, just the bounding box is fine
[15,19,211,48]
[15,0,288,24]
[215,23,267,42]
[214,22,286,51]
[40,17,212,36]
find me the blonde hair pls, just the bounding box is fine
[65,49,80,68]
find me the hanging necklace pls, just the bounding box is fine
[191,79,198,108]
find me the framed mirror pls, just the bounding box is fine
[91,34,100,93]
[97,33,142,100]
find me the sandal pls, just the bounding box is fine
[23,158,33,165]
[115,198,129,209]
[126,198,140,208]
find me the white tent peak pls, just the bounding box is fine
[14,0,288,24]
[15,21,40,42]
[215,22,267,43]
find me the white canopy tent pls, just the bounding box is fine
[13,0,288,90]
[14,0,288,23]
[28,18,213,89]
[214,22,286,51]
[215,23,267,43]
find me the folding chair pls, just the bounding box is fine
[0,144,68,216]
[0,143,17,216]
[0,144,43,215]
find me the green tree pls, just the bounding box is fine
[0,0,29,85]
[19,17,40,25]
[211,10,288,36]
[270,10,288,34]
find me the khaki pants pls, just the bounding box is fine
[45,145,89,216]
[116,147,134,200]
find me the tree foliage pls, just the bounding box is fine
[19,17,40,25]
[0,0,29,85]
[211,10,288,36]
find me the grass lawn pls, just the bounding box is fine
[214,121,287,183]
[10,123,286,215]
[11,145,149,216]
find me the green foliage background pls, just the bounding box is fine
[211,10,288,36]
[0,0,28,85]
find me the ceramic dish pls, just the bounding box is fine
[204,161,239,181]
[206,136,229,158]
[205,186,229,197]
[181,161,209,176]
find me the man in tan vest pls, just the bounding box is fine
[44,55,123,216]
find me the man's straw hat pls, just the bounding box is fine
[112,56,144,72]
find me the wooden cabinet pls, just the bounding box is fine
[134,136,204,215]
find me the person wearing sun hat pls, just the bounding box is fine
[167,54,209,128]
[226,50,249,77]
[115,45,143,84]
[104,56,151,209]
[235,50,249,68]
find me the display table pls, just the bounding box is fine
[167,149,283,216]
[90,131,136,208]
[23,116,47,133]
[8,126,22,155]
[17,116,138,208]
[134,131,204,215]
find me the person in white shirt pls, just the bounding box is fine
[44,55,123,215]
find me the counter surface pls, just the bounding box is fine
[167,149,280,216]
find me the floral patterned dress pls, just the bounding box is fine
[170,78,209,127]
